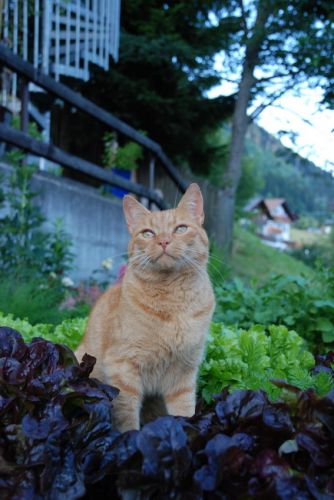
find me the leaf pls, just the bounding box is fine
[321,329,334,343]
[316,318,334,332]
[278,439,299,455]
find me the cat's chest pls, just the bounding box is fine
[124,278,214,354]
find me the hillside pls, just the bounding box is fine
[231,226,314,281]
[246,124,334,221]
[209,225,314,286]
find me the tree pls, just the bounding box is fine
[77,0,234,175]
[214,0,334,249]
[72,1,333,250]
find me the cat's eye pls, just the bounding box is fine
[142,229,155,238]
[175,225,188,234]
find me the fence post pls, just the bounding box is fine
[20,77,29,133]
[149,156,155,209]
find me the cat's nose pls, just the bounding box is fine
[158,238,170,250]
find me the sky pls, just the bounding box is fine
[208,77,334,177]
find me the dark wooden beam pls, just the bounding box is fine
[0,43,187,193]
[20,77,29,133]
[0,123,167,209]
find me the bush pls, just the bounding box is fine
[0,150,73,282]
[0,278,66,325]
[214,271,334,351]
[1,328,334,499]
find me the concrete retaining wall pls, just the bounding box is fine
[1,161,228,282]
[0,162,129,281]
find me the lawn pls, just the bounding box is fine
[230,225,314,282]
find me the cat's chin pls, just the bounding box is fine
[154,253,176,268]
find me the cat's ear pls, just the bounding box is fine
[123,195,150,233]
[177,183,204,225]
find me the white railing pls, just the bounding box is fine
[1,0,120,82]
[0,0,121,168]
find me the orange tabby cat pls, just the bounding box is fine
[75,183,215,432]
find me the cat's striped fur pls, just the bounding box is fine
[75,184,215,432]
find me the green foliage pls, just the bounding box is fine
[236,154,265,209]
[11,115,43,140]
[102,132,144,171]
[0,312,86,351]
[0,151,73,281]
[2,310,331,407]
[199,323,333,403]
[214,269,334,351]
[206,127,264,206]
[246,127,334,221]
[295,216,320,230]
[0,278,65,325]
[231,225,314,283]
[80,0,234,174]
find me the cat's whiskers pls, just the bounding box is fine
[127,252,147,269]
[185,248,227,282]
[181,254,208,280]
[139,255,152,272]
[127,251,152,273]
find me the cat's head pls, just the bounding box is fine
[123,184,209,274]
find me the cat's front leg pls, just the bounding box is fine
[164,373,197,418]
[105,361,143,432]
[112,390,142,432]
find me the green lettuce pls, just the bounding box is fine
[0,312,86,350]
[199,323,333,402]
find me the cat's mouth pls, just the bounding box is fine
[156,250,175,262]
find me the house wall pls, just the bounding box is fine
[262,221,290,241]
[0,162,129,282]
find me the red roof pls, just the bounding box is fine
[248,198,297,223]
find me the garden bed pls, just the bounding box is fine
[0,326,333,499]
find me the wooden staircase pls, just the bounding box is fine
[0,1,187,209]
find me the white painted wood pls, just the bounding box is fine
[1,0,121,82]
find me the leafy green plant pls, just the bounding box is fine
[11,114,43,140]
[199,323,333,402]
[0,312,86,350]
[0,150,73,281]
[0,279,66,325]
[102,131,144,171]
[1,328,334,499]
[214,270,334,351]
[1,311,332,405]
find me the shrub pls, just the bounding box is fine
[0,151,73,281]
[214,271,334,351]
[0,278,66,325]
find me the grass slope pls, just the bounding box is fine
[230,226,314,282]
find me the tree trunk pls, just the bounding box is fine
[220,2,269,252]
